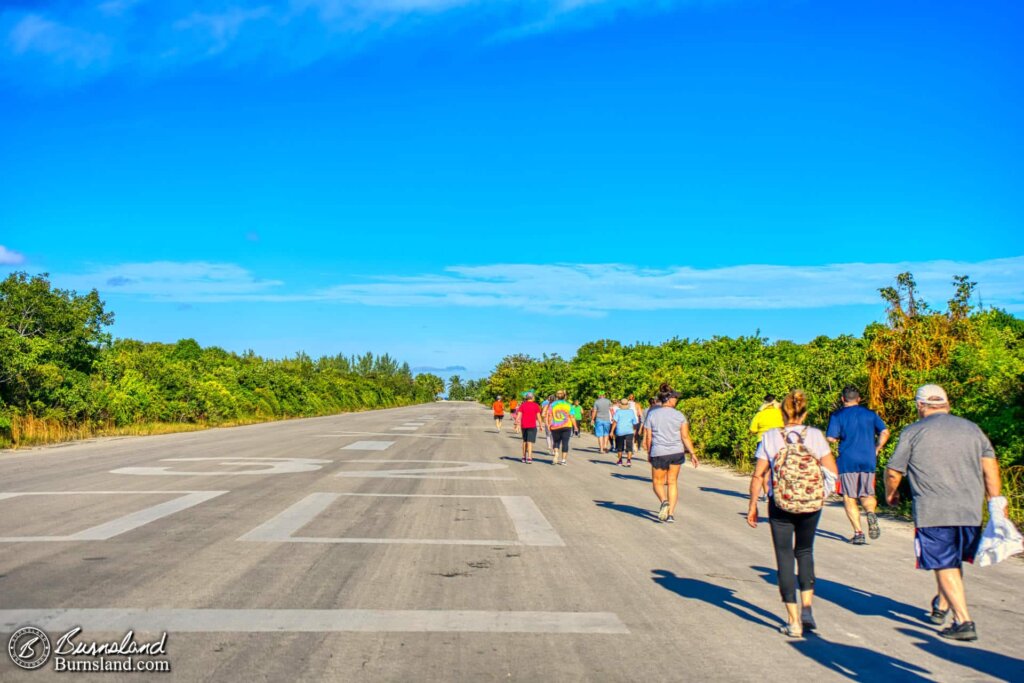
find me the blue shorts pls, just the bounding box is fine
[915,526,982,570]
[594,420,612,437]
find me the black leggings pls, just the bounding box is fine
[768,500,822,604]
[551,428,572,453]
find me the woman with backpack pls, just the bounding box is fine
[746,390,838,637]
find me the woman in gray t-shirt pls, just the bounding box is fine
[643,384,700,523]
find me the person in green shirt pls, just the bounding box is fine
[570,401,583,437]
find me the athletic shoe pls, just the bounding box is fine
[851,532,867,545]
[801,607,816,631]
[866,512,881,539]
[665,515,675,524]
[658,501,670,522]
[929,596,950,625]
[939,621,978,641]
[527,458,533,464]
[560,459,567,465]
[625,460,632,468]
[778,623,803,638]
[616,459,622,466]
[522,457,527,463]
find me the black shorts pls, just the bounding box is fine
[521,427,538,443]
[615,434,635,452]
[551,427,572,452]
[650,452,685,470]
[511,409,517,414]
[494,414,504,422]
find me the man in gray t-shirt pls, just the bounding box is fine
[591,394,613,454]
[884,384,1003,642]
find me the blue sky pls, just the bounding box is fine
[2,0,1022,378]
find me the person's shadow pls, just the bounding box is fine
[699,486,749,499]
[788,635,932,681]
[611,473,649,482]
[814,528,850,543]
[751,566,927,627]
[595,500,659,522]
[651,569,784,629]
[896,627,1024,682]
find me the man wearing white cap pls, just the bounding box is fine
[884,384,1004,642]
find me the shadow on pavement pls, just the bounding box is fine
[595,500,659,522]
[814,528,850,543]
[651,569,784,629]
[751,566,926,627]
[896,627,1024,682]
[588,458,622,466]
[699,486,748,499]
[611,473,649,482]
[787,634,932,681]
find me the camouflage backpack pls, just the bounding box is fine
[771,427,825,513]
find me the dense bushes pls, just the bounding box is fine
[482,274,1023,472]
[0,272,443,447]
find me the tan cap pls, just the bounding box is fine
[915,384,949,405]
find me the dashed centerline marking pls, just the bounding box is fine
[341,441,395,451]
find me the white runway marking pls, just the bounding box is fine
[0,609,629,634]
[112,457,329,476]
[334,460,513,480]
[341,441,395,451]
[239,492,565,546]
[390,426,419,431]
[313,432,464,440]
[0,491,227,542]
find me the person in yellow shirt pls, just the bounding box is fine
[750,393,784,437]
[750,393,783,500]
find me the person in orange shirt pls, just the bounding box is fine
[492,396,505,431]
[508,397,520,433]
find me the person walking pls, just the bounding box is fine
[542,394,556,453]
[546,390,576,465]
[884,384,1004,642]
[517,393,543,463]
[492,396,505,431]
[750,393,784,437]
[746,390,838,638]
[826,385,890,545]
[611,398,639,467]
[749,393,784,501]
[639,397,661,458]
[643,384,699,523]
[570,400,583,437]
[509,397,519,434]
[628,393,643,453]
[592,393,613,454]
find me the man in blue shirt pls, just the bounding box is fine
[827,385,890,545]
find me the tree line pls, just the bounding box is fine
[0,272,444,447]
[480,274,1024,475]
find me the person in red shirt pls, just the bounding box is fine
[492,396,505,431]
[517,393,543,463]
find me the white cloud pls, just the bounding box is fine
[0,245,26,265]
[60,261,285,302]
[51,256,1024,315]
[316,257,1024,315]
[1,1,703,80]
[7,13,111,68]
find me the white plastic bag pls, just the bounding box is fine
[976,497,1024,567]
[820,467,838,497]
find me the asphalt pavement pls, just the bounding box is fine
[1,402,1022,682]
